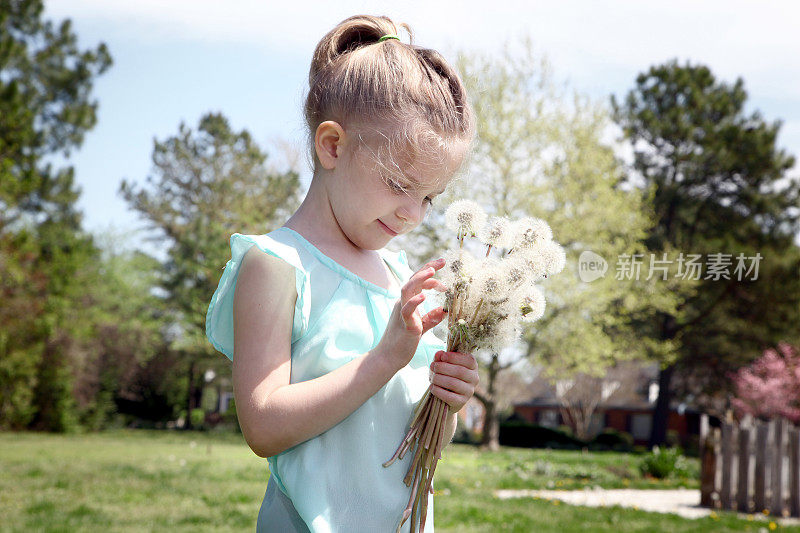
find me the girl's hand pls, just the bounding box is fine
[429,350,479,413]
[376,258,448,371]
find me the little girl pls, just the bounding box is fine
[205,14,479,533]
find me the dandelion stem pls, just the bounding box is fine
[421,400,442,450]
[469,298,484,327]
[435,402,448,460]
[401,457,423,532]
[410,462,424,533]
[404,417,429,485]
[419,475,430,533]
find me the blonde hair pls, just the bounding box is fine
[303,14,476,186]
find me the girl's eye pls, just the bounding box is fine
[387,177,433,206]
[387,179,407,193]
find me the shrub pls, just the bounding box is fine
[588,428,634,452]
[638,445,691,479]
[499,421,585,449]
[190,408,206,430]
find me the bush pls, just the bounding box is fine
[588,428,635,452]
[638,445,691,479]
[557,424,574,437]
[190,408,206,430]
[499,421,585,449]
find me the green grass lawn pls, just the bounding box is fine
[0,429,794,532]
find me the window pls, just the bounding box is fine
[538,409,559,428]
[630,413,652,440]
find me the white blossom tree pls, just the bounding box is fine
[399,36,675,450]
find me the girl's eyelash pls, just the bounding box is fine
[387,178,434,205]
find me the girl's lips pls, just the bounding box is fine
[378,220,398,236]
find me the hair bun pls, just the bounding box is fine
[310,15,412,77]
[303,13,475,177]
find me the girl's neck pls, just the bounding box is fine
[283,177,371,259]
[283,177,400,293]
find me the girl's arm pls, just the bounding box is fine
[232,246,432,458]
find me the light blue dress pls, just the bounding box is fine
[205,226,445,533]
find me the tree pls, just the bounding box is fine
[399,37,671,450]
[729,342,800,423]
[554,374,620,441]
[119,112,303,428]
[68,226,175,430]
[612,60,800,446]
[0,0,112,430]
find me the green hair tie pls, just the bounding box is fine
[378,34,400,43]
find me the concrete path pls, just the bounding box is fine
[494,487,800,525]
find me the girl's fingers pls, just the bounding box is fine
[430,385,462,409]
[430,373,473,397]
[432,361,475,383]
[401,258,445,301]
[435,351,478,370]
[422,257,446,272]
[400,292,426,323]
[420,277,447,292]
[420,306,447,333]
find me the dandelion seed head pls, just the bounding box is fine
[503,254,534,290]
[516,249,547,283]
[445,199,487,237]
[538,241,566,275]
[511,217,553,250]
[476,313,521,351]
[468,258,508,304]
[519,284,546,322]
[439,248,476,287]
[477,216,513,249]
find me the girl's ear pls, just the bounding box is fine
[315,121,347,170]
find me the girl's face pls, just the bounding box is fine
[315,120,466,250]
[330,142,460,250]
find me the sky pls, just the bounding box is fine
[41,1,800,258]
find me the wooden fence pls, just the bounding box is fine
[700,414,800,517]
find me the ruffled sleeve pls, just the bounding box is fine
[205,233,311,361]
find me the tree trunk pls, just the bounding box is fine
[478,353,502,451]
[649,363,674,448]
[480,399,500,451]
[650,312,679,448]
[185,356,200,430]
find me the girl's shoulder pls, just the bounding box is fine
[205,228,314,360]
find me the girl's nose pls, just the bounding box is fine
[396,201,425,227]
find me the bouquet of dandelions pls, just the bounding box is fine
[383,199,566,533]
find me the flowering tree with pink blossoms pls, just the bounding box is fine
[729,342,800,423]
